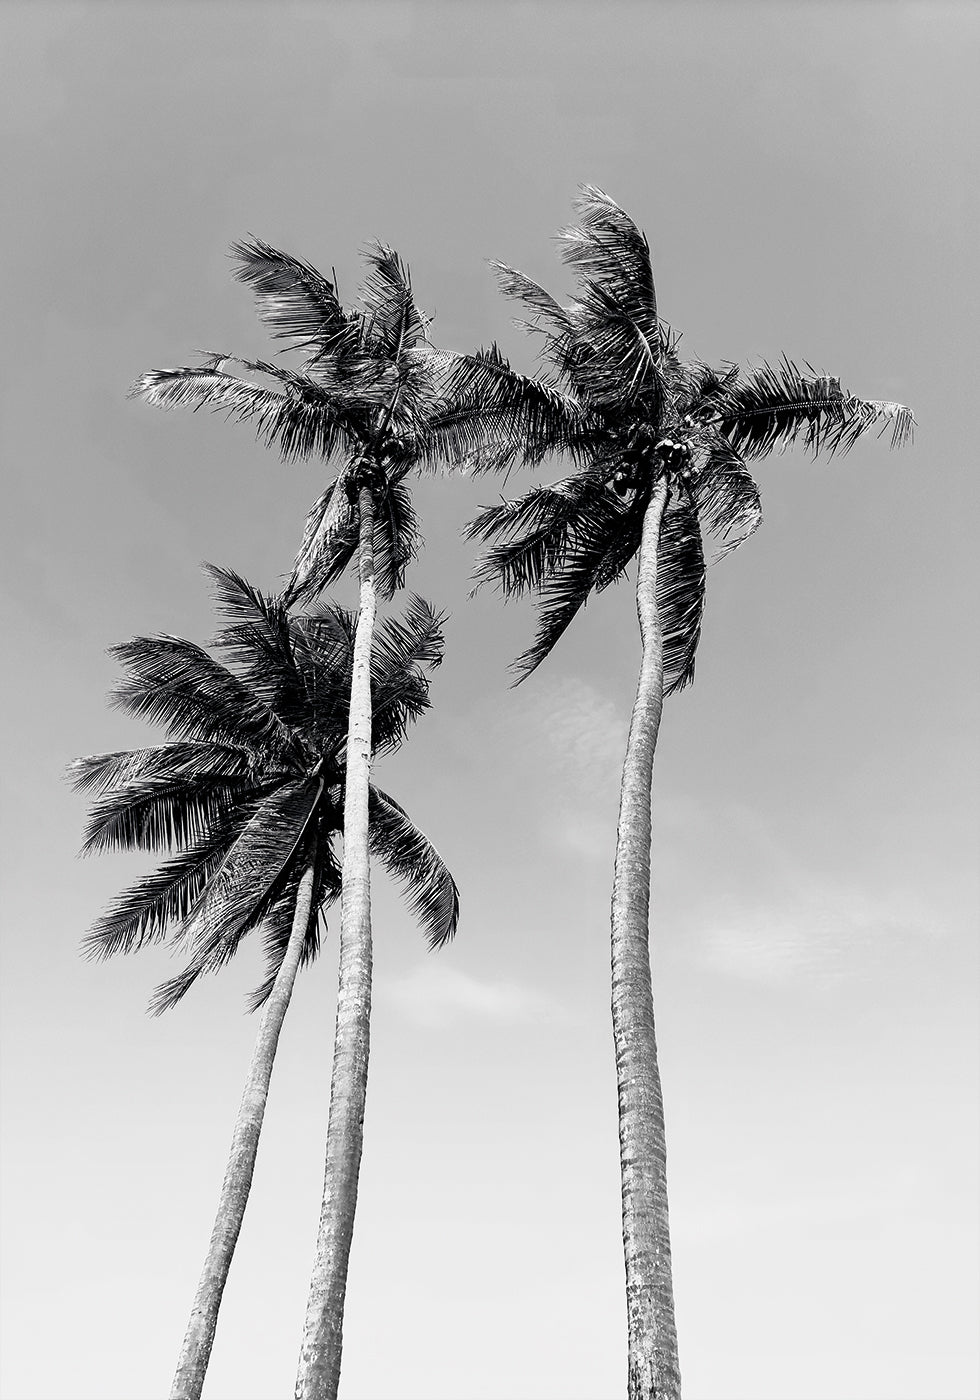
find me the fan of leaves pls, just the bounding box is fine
[69,569,458,1012]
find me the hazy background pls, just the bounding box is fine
[2,4,977,1398]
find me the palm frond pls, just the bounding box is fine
[229,237,357,360]
[465,468,611,597]
[715,359,915,457]
[368,788,459,948]
[558,185,658,340]
[657,493,706,695]
[489,260,572,338]
[245,837,343,1011]
[78,773,254,855]
[566,278,663,408]
[82,817,243,960]
[358,243,429,358]
[67,741,252,796]
[433,345,584,471]
[205,564,317,734]
[109,634,298,762]
[131,364,366,465]
[691,438,763,561]
[283,480,360,607]
[511,491,632,682]
[372,478,420,600]
[369,595,445,750]
[149,777,324,1013]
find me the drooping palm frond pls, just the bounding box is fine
[691,437,763,561]
[283,482,360,607]
[509,491,636,682]
[149,777,324,1013]
[714,359,915,457]
[368,788,459,949]
[371,478,420,600]
[230,237,359,362]
[82,815,244,961]
[656,495,706,694]
[465,468,613,596]
[244,815,344,1012]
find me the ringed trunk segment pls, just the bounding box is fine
[169,856,319,1400]
[610,479,681,1400]
[295,486,377,1400]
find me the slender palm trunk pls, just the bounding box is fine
[170,856,318,1400]
[610,478,681,1400]
[295,485,376,1400]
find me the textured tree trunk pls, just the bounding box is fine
[610,478,681,1400]
[170,856,318,1400]
[295,485,377,1400]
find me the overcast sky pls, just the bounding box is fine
[1,4,977,1399]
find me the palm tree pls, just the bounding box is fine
[69,567,458,1400]
[131,241,459,1397]
[441,187,914,1400]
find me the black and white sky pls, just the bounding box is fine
[1,4,977,1399]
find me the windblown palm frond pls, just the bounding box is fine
[359,243,429,357]
[368,788,459,949]
[466,468,613,596]
[230,238,358,362]
[714,359,915,457]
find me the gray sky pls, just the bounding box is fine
[1,4,977,1398]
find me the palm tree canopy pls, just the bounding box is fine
[442,186,914,687]
[131,241,461,606]
[69,569,459,1013]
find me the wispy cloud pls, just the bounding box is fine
[659,799,938,985]
[378,963,560,1029]
[532,676,627,786]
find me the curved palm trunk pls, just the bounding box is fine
[170,856,318,1400]
[610,478,681,1400]
[295,485,376,1400]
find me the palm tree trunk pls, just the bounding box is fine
[170,856,318,1400]
[610,478,681,1400]
[295,485,377,1400]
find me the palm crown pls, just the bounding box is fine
[69,568,458,1013]
[132,240,456,604]
[443,186,914,684]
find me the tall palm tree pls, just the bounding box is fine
[441,187,914,1400]
[69,567,458,1400]
[131,241,458,1397]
